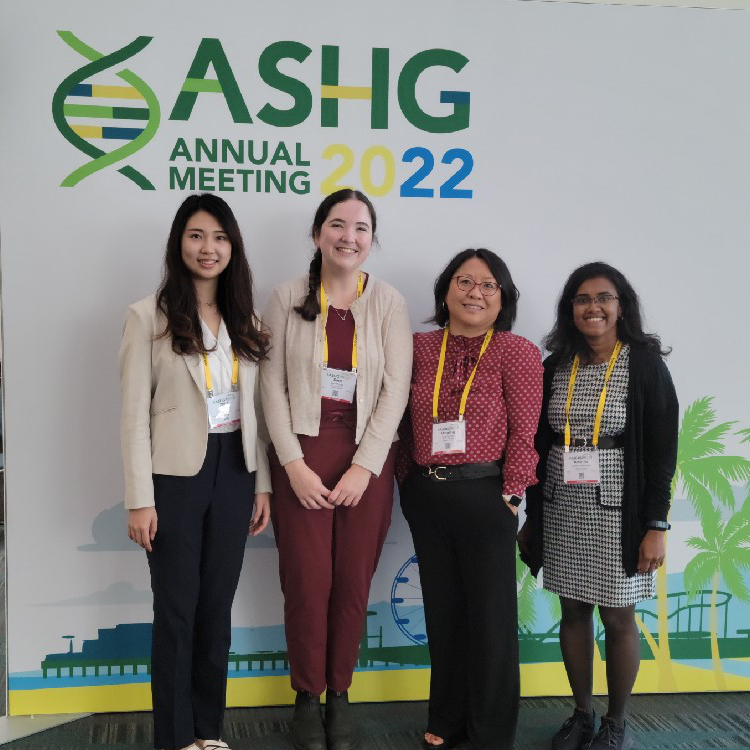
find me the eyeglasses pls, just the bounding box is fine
[571,293,619,306]
[453,275,500,297]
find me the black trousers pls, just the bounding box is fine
[148,431,255,750]
[400,472,519,750]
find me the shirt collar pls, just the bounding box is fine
[200,317,231,349]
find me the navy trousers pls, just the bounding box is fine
[148,431,255,750]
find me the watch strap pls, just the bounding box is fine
[646,520,671,531]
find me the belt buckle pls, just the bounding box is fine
[428,465,448,481]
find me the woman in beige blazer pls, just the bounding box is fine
[120,193,271,750]
[260,189,412,750]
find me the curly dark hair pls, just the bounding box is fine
[156,193,269,361]
[426,248,519,331]
[294,189,377,321]
[543,261,669,361]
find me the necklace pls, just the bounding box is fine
[323,272,364,321]
[324,292,350,321]
[201,300,217,308]
[329,305,349,321]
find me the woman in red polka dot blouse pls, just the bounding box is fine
[397,248,543,750]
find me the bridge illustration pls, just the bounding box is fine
[39,585,750,680]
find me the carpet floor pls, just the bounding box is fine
[2,693,749,749]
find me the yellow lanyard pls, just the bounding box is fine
[320,272,364,371]
[201,349,239,398]
[564,340,622,451]
[432,327,494,423]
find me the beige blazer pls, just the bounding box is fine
[119,295,271,510]
[260,275,412,476]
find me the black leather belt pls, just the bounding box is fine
[420,461,503,482]
[553,433,625,449]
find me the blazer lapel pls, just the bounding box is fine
[185,353,205,396]
[238,358,253,411]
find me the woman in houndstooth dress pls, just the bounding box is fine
[543,345,654,608]
[519,262,678,750]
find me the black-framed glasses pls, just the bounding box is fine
[571,293,619,306]
[453,275,500,297]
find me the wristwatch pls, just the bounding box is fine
[503,494,523,508]
[645,520,671,531]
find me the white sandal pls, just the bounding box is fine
[200,742,231,750]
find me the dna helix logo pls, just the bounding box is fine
[52,31,161,190]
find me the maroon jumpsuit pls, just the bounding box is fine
[269,306,396,695]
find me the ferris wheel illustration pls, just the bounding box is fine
[390,555,428,644]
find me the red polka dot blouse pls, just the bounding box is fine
[398,329,543,496]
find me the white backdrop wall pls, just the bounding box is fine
[1,0,750,715]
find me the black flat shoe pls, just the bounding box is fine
[292,691,327,750]
[551,708,596,750]
[585,717,634,750]
[325,689,358,750]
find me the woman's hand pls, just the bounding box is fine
[127,507,158,552]
[637,530,666,573]
[329,464,372,507]
[503,495,519,516]
[285,459,334,510]
[517,521,532,557]
[249,492,271,535]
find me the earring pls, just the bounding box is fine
[442,301,448,311]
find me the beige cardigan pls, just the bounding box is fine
[260,275,412,476]
[119,295,272,509]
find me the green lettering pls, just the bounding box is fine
[398,49,470,134]
[169,138,192,161]
[289,170,310,194]
[295,143,310,166]
[321,46,389,129]
[238,169,254,191]
[270,142,292,166]
[198,167,215,190]
[257,41,313,127]
[218,169,235,191]
[265,170,286,193]
[247,141,268,165]
[196,138,217,163]
[170,165,195,190]
[222,140,243,163]
[169,38,252,123]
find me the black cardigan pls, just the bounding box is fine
[522,345,679,578]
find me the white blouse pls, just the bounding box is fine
[200,317,240,434]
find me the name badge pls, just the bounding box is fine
[563,450,601,484]
[431,420,466,455]
[207,391,241,429]
[321,366,357,403]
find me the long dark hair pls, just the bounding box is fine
[427,248,519,331]
[543,261,669,361]
[156,193,269,362]
[293,189,377,321]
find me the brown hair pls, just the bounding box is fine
[293,189,377,321]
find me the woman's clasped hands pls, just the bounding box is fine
[284,459,372,509]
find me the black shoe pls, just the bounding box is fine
[292,691,327,750]
[584,717,633,750]
[325,690,358,750]
[551,708,596,750]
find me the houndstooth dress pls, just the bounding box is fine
[542,345,655,607]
